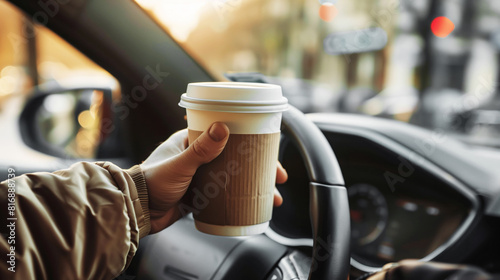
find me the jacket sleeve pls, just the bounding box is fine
[0,162,151,280]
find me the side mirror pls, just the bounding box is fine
[19,79,123,159]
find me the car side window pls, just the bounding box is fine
[0,1,119,160]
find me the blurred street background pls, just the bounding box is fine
[1,0,500,158]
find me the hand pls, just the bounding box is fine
[141,122,288,234]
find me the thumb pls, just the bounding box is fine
[174,122,229,175]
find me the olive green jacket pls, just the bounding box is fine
[0,162,150,280]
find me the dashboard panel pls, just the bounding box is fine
[271,129,474,268]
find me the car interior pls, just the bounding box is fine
[1,0,500,279]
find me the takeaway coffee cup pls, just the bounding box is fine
[179,82,288,236]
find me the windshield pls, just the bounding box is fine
[136,0,500,148]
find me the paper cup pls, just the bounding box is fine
[179,82,288,236]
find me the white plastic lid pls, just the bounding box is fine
[179,82,288,113]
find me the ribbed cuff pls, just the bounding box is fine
[126,165,151,238]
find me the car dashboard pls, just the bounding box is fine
[134,113,500,280]
[269,113,498,272]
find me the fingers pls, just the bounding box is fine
[276,161,288,184]
[140,129,189,170]
[168,129,189,150]
[273,187,283,207]
[149,207,183,234]
[274,162,287,207]
[173,122,229,175]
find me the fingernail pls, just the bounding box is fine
[209,122,228,142]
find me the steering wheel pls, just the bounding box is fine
[280,105,350,280]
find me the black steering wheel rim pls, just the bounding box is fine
[280,105,350,280]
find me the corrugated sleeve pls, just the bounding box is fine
[125,165,151,239]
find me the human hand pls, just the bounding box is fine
[140,122,288,234]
